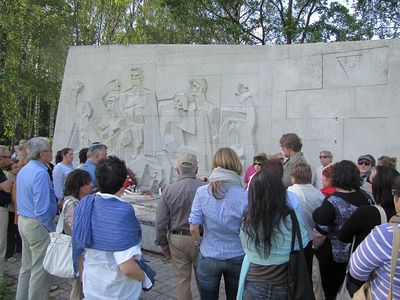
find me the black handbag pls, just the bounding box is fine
[287,210,315,300]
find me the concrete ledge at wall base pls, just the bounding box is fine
[123,193,162,254]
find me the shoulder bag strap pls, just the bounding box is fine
[289,210,304,250]
[345,235,356,272]
[290,211,296,252]
[359,188,375,205]
[374,205,387,224]
[55,198,74,233]
[388,224,399,300]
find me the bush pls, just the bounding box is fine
[0,279,13,300]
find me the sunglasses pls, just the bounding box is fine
[319,156,330,159]
[358,160,371,166]
[392,189,400,197]
[253,162,263,167]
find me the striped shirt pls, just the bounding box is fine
[350,223,400,300]
[189,183,248,259]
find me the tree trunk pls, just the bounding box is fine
[33,96,40,137]
[48,101,56,138]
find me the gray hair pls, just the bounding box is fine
[178,165,197,175]
[26,137,50,160]
[87,143,107,158]
[0,145,10,157]
[320,150,333,158]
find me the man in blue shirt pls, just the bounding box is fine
[80,142,108,188]
[16,137,57,300]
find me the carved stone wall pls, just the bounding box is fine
[53,40,400,190]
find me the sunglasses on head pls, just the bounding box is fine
[253,162,263,167]
[358,160,371,166]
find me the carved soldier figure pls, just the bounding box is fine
[121,67,161,157]
[186,79,220,176]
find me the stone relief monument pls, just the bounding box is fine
[54,40,400,191]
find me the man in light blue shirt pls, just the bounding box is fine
[16,137,57,300]
[80,142,108,188]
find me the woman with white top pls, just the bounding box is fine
[72,156,144,300]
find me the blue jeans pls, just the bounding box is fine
[196,252,244,300]
[244,281,288,300]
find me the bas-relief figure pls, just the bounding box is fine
[98,80,126,142]
[121,67,162,157]
[220,83,257,164]
[66,66,258,191]
[158,92,195,155]
[185,79,220,176]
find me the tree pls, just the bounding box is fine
[162,0,332,44]
[305,1,373,42]
[0,0,71,144]
[353,0,400,39]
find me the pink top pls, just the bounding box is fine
[244,165,256,186]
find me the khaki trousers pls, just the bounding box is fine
[313,256,325,300]
[169,234,199,300]
[0,207,8,278]
[16,216,51,300]
[69,277,83,300]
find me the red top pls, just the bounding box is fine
[320,186,336,197]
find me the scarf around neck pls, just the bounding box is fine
[208,167,243,187]
[72,193,142,274]
[390,214,400,224]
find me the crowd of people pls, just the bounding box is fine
[0,133,399,300]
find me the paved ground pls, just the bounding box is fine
[4,250,226,300]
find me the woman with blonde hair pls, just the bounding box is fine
[190,147,248,300]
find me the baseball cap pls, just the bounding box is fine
[177,153,198,169]
[358,155,371,161]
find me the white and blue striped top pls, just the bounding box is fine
[189,183,248,259]
[350,223,400,300]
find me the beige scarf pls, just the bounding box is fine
[389,213,400,224]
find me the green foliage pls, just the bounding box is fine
[354,0,400,39]
[0,0,70,144]
[305,2,373,43]
[0,0,398,144]
[0,279,13,300]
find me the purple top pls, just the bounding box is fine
[350,223,400,299]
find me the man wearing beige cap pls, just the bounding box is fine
[156,153,206,300]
